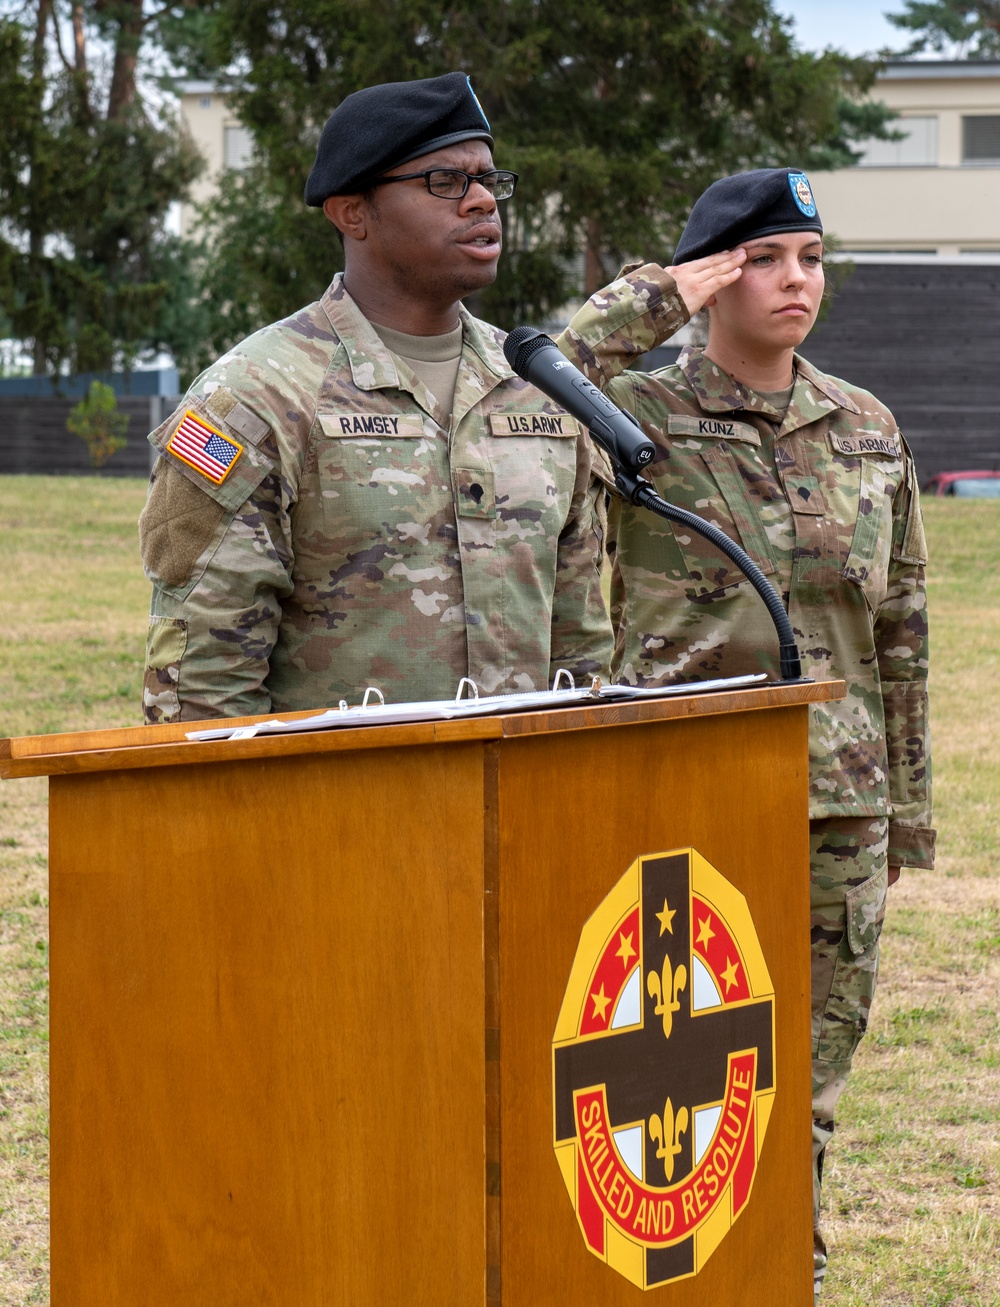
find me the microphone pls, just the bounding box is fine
[503,327,656,473]
[503,326,804,681]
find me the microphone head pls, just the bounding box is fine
[503,326,554,376]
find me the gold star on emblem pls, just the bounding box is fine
[615,930,636,968]
[721,957,740,993]
[696,915,716,949]
[655,899,676,936]
[590,984,611,1022]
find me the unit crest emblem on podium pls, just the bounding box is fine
[552,849,776,1290]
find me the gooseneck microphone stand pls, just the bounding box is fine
[502,326,804,683]
[607,460,803,682]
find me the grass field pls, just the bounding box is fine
[0,476,997,1304]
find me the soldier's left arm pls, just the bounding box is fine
[547,435,614,685]
[876,448,936,872]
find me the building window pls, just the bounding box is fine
[198,96,212,110]
[962,116,1000,163]
[223,125,255,171]
[858,116,938,166]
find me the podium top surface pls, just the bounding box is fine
[0,680,843,780]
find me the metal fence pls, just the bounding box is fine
[0,396,179,477]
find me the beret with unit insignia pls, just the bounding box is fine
[673,167,823,263]
[304,72,494,205]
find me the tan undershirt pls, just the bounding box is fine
[755,382,795,415]
[371,321,464,419]
[753,381,795,479]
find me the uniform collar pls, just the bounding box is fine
[677,346,860,424]
[320,273,513,391]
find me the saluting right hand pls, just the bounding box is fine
[667,247,746,316]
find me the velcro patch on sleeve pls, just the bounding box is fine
[318,413,427,438]
[830,432,901,458]
[225,402,272,446]
[488,413,580,437]
[205,386,272,446]
[667,415,761,445]
[166,410,244,484]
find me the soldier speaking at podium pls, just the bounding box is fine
[139,72,742,723]
[562,169,935,1296]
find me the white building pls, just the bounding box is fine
[811,60,1000,257]
[176,81,254,237]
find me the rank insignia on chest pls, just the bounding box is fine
[552,849,775,1290]
[166,410,244,484]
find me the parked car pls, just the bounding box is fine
[924,470,1000,498]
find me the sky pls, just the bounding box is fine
[773,1,912,56]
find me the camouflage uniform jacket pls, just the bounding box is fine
[140,269,687,721]
[564,320,934,870]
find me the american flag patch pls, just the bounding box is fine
[166,410,243,484]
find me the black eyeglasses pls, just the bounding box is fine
[370,168,518,200]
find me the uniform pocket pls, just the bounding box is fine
[143,617,188,724]
[487,432,577,546]
[816,867,887,1066]
[139,461,228,591]
[666,441,777,598]
[843,460,892,613]
[152,398,274,514]
[313,423,450,544]
[845,867,888,955]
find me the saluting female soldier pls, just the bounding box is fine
[563,169,934,1296]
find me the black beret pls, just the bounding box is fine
[304,72,494,205]
[673,168,822,263]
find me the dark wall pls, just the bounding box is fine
[801,262,1000,482]
[5,267,998,485]
[0,397,174,477]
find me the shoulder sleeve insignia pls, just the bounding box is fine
[166,410,244,484]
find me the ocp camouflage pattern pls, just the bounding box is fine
[560,305,934,870]
[140,268,688,722]
[809,814,889,1286]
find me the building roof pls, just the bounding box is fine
[881,59,1000,80]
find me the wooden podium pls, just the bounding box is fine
[1,679,840,1305]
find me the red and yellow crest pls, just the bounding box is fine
[552,849,775,1290]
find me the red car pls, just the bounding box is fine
[924,470,1000,498]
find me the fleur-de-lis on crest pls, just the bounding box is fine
[648,1095,689,1182]
[647,955,687,1039]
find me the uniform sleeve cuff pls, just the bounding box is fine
[888,823,936,869]
[611,263,689,329]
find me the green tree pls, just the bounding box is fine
[0,1,203,377]
[167,0,893,376]
[888,1,1000,56]
[66,377,129,466]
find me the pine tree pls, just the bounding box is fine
[168,0,895,374]
[888,2,1000,57]
[0,2,203,377]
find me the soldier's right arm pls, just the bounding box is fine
[555,250,746,389]
[139,389,298,724]
[554,264,689,387]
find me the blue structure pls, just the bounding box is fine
[0,368,179,399]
